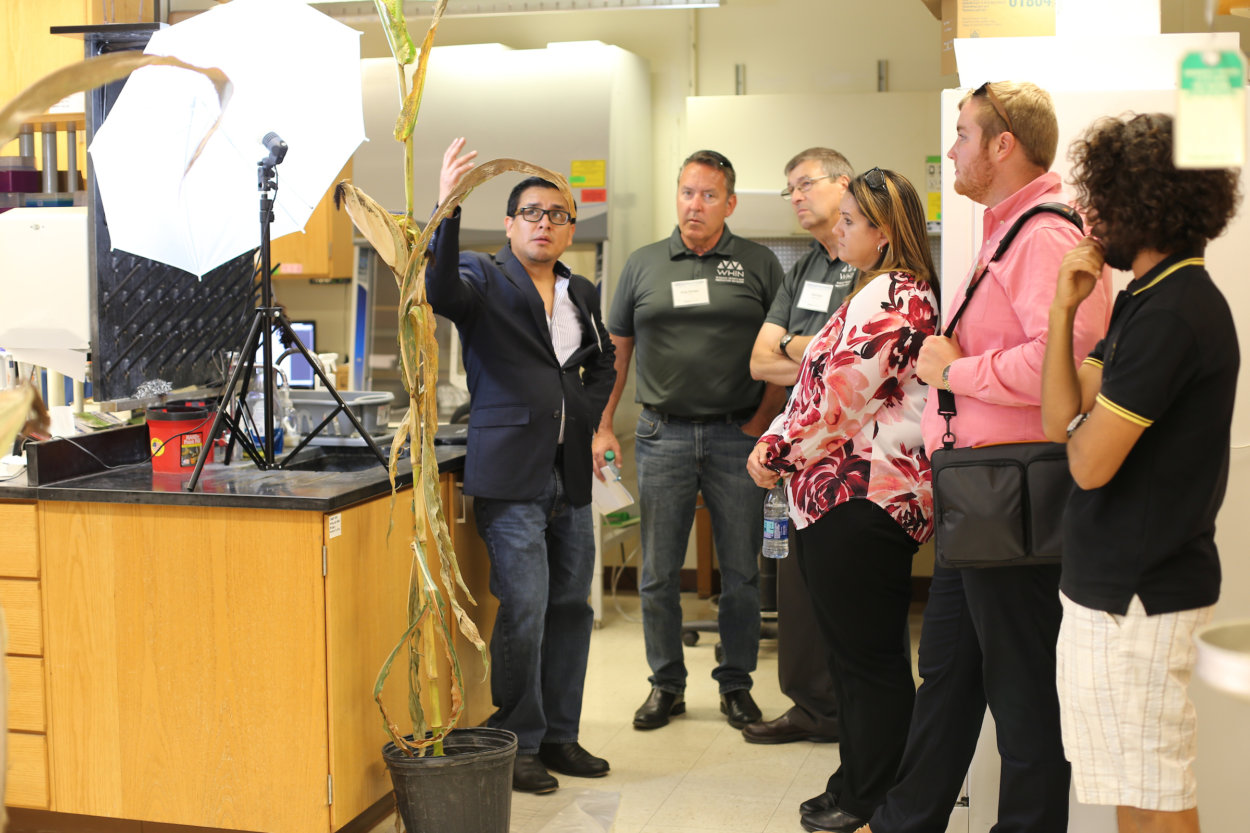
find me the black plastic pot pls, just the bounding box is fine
[382,727,517,833]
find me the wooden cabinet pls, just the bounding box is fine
[270,161,356,280]
[1,1,150,158]
[1,471,493,832]
[0,500,49,811]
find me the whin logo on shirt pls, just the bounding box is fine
[715,260,746,284]
[835,263,857,289]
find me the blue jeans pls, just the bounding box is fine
[635,408,763,693]
[473,465,595,754]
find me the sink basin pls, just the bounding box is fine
[1196,619,1250,702]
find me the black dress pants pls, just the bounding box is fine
[776,538,840,737]
[795,499,917,820]
[870,563,1070,833]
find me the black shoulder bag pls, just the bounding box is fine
[931,203,1081,569]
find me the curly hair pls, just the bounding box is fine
[1069,113,1240,259]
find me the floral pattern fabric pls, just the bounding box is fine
[761,271,938,541]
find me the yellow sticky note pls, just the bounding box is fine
[569,160,606,189]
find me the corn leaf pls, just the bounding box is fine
[372,0,417,66]
[393,0,449,143]
[333,182,410,273]
[0,52,230,155]
[0,386,35,454]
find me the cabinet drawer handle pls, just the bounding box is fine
[456,482,467,524]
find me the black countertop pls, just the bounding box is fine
[1,426,466,512]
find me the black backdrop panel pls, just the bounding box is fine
[92,250,256,400]
[61,24,258,400]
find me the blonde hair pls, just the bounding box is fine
[958,81,1058,170]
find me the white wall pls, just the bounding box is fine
[355,0,953,242]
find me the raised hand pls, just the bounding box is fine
[1053,236,1106,312]
[438,136,478,205]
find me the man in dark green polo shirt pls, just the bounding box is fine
[742,147,858,746]
[596,150,785,731]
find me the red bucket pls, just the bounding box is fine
[147,406,214,474]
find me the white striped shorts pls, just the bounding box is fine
[1056,591,1213,811]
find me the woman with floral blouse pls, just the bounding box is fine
[746,168,939,833]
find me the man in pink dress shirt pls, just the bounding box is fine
[853,82,1112,833]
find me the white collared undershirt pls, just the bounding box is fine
[548,276,584,444]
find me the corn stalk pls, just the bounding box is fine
[338,1,576,757]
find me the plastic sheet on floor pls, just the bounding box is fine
[510,787,620,833]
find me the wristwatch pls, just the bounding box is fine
[941,364,953,392]
[1066,412,1089,439]
[779,333,796,359]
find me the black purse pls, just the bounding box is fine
[931,203,1081,569]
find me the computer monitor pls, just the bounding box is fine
[255,320,317,389]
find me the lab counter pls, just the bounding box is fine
[0,427,496,833]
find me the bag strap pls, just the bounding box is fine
[936,202,1083,449]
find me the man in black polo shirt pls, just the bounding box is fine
[596,149,785,731]
[1042,112,1240,833]
[743,147,857,746]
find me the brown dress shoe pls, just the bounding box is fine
[742,709,839,745]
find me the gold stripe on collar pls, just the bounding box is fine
[1131,257,1203,296]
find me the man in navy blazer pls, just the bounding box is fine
[426,138,616,794]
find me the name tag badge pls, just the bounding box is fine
[672,278,710,307]
[796,280,835,312]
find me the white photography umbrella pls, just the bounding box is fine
[89,0,364,278]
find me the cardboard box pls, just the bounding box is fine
[942,0,1057,76]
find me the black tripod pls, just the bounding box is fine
[186,134,387,492]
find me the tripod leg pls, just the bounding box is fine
[186,309,269,491]
[272,312,389,471]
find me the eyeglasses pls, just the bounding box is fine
[974,81,1015,135]
[780,175,832,199]
[864,167,888,192]
[513,207,573,226]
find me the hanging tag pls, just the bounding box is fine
[1176,49,1246,169]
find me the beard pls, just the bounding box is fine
[953,154,993,203]
[1098,226,1137,271]
[1102,241,1135,272]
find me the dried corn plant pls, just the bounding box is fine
[335,0,576,757]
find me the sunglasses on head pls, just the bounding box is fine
[974,82,1015,135]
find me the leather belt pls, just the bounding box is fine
[643,404,756,423]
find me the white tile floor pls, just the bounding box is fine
[372,590,925,833]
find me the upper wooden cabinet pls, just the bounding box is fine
[1,1,151,111]
[270,160,356,280]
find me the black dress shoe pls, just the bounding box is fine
[538,742,610,778]
[742,709,839,745]
[512,753,558,794]
[799,790,838,816]
[633,688,685,730]
[719,689,762,729]
[800,805,868,833]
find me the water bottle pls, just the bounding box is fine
[762,481,789,559]
[603,449,622,480]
